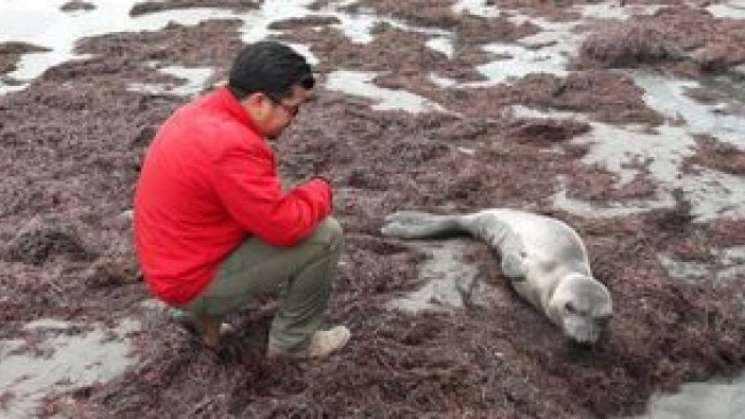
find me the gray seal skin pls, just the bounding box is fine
[381,209,613,344]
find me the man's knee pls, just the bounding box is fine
[313,216,344,249]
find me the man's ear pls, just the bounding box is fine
[242,92,264,107]
[242,92,268,119]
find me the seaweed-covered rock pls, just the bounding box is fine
[60,1,96,12]
[129,0,259,17]
[3,216,95,265]
[83,210,142,286]
[578,22,682,69]
[0,41,50,75]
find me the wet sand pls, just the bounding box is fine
[1,1,744,418]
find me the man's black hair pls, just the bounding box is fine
[227,41,314,100]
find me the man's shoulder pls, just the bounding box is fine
[174,97,257,141]
[178,93,234,126]
[196,111,269,159]
[156,91,269,160]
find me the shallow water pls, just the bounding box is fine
[326,70,447,113]
[429,17,580,88]
[430,3,667,88]
[387,241,475,313]
[633,72,745,149]
[0,1,239,94]
[708,2,745,19]
[511,71,745,222]
[0,318,140,418]
[127,65,215,97]
[426,36,455,59]
[0,0,453,110]
[386,240,508,314]
[631,373,745,419]
[658,243,745,284]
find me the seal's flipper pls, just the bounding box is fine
[381,211,465,239]
[500,252,527,281]
[383,210,437,224]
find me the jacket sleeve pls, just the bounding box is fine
[211,143,332,246]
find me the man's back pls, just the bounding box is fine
[134,87,266,304]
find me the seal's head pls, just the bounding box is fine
[548,274,613,344]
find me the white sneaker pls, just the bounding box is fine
[267,325,351,359]
[306,326,351,358]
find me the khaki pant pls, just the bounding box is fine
[175,217,344,352]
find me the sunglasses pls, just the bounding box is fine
[266,94,300,118]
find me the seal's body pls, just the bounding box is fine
[381,209,613,343]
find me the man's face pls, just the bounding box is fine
[261,85,312,139]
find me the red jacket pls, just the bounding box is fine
[134,87,332,305]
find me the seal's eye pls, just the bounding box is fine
[595,315,612,327]
[565,302,576,314]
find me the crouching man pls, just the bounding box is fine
[133,41,349,359]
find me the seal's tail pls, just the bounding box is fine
[381,210,466,239]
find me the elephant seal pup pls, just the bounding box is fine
[381,208,613,344]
